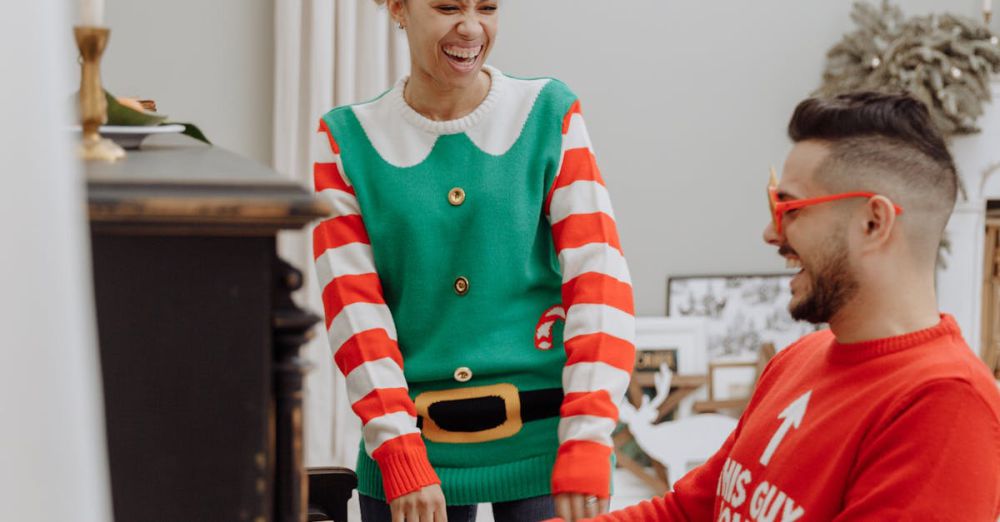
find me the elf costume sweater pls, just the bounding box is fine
[312,66,635,505]
[571,315,1000,521]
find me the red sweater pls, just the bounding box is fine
[582,315,1000,521]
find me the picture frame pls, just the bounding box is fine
[634,316,709,376]
[707,359,760,402]
[665,273,820,361]
[631,316,710,420]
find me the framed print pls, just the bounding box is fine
[666,273,820,360]
[634,316,709,376]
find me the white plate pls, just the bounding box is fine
[70,124,186,149]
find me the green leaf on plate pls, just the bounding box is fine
[104,90,169,126]
[168,122,212,145]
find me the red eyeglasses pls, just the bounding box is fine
[767,167,903,235]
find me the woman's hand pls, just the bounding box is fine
[554,493,609,521]
[389,484,447,522]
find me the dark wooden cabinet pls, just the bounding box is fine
[86,135,345,522]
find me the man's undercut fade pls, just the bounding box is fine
[787,91,959,260]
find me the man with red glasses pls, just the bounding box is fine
[548,92,1000,521]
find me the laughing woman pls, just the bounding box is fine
[312,1,635,520]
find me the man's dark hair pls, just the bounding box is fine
[787,91,958,262]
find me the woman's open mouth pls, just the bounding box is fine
[442,44,483,71]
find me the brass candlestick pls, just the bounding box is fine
[75,26,125,162]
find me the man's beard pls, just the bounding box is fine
[789,235,859,325]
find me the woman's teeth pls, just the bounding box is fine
[444,45,481,61]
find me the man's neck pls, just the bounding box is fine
[404,68,491,122]
[827,273,940,344]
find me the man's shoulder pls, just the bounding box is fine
[902,342,1000,420]
[888,331,996,389]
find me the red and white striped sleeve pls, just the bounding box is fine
[312,119,439,501]
[544,101,636,498]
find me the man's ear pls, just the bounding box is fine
[860,195,897,247]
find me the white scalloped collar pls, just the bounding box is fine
[351,65,550,167]
[390,65,504,135]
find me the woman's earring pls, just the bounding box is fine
[397,21,405,30]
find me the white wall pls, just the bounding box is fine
[99,0,275,165]
[490,0,992,315]
[3,1,112,520]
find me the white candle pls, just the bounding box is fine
[80,0,105,26]
[985,0,993,15]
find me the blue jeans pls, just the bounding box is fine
[360,494,556,522]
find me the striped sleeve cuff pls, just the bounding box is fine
[372,433,441,501]
[551,440,613,497]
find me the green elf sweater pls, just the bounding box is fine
[312,65,635,505]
